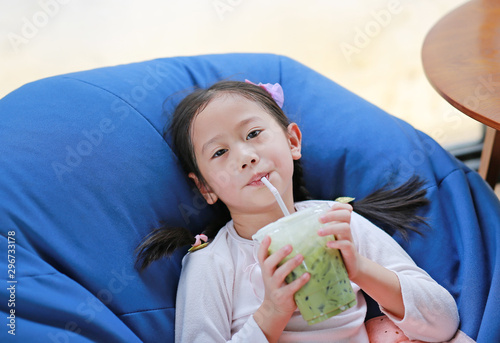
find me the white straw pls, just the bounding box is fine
[261,177,290,216]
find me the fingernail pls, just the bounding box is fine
[318,229,325,235]
[295,254,303,261]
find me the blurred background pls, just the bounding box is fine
[0,0,485,155]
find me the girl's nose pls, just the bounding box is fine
[241,158,257,169]
[240,149,259,170]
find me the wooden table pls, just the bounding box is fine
[422,0,500,189]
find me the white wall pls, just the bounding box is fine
[0,0,480,147]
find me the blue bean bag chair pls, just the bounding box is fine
[1,53,499,342]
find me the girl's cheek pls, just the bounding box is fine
[210,170,232,188]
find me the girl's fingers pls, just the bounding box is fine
[326,240,359,278]
[319,206,352,225]
[257,235,291,266]
[273,257,310,298]
[327,239,355,254]
[258,236,294,274]
[318,204,354,242]
[332,202,353,211]
[257,237,308,287]
[318,222,353,243]
[283,271,310,293]
[257,235,272,264]
[272,252,304,281]
[256,238,312,314]
[266,244,294,271]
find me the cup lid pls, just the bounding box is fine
[252,204,327,243]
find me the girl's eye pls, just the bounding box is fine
[247,130,262,140]
[212,149,227,158]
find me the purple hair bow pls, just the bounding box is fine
[245,79,284,108]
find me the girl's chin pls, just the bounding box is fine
[244,199,288,214]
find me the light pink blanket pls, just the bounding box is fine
[365,316,475,343]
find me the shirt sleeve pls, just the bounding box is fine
[175,248,269,343]
[351,212,460,342]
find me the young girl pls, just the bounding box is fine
[136,81,460,342]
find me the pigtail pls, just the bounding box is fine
[135,200,232,271]
[350,175,430,239]
[293,157,430,239]
[135,225,195,271]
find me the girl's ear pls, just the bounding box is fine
[188,173,218,205]
[287,123,302,160]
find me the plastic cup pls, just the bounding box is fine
[252,203,357,325]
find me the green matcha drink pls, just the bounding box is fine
[253,203,356,325]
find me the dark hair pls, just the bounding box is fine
[135,81,429,270]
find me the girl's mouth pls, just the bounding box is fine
[247,173,269,186]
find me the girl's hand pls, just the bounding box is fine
[254,235,310,342]
[318,203,406,319]
[318,203,362,280]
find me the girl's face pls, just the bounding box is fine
[189,94,302,215]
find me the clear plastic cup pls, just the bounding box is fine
[252,203,357,325]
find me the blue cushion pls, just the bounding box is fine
[0,53,499,342]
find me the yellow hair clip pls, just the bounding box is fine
[188,234,209,252]
[335,197,355,204]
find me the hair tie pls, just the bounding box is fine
[193,234,208,246]
[188,234,209,252]
[245,79,284,108]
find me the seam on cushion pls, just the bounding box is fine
[411,168,461,195]
[0,234,58,279]
[119,306,174,317]
[462,167,475,176]
[435,167,463,188]
[60,76,167,145]
[14,272,59,280]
